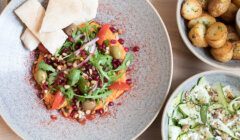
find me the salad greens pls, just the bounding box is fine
[38,61,55,72]
[168,77,240,140]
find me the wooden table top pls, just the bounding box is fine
[0,0,216,139]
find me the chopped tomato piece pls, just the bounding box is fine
[97,24,115,45]
[52,91,65,110]
[109,82,131,91]
[38,44,49,54]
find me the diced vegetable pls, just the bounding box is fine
[52,91,65,110]
[109,82,131,91]
[97,24,114,45]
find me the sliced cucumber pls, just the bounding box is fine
[228,97,240,113]
[172,107,184,121]
[197,77,207,86]
[169,125,182,140]
[190,85,210,105]
[178,117,199,128]
[211,119,238,139]
[214,83,228,109]
[193,125,214,139]
[168,91,184,117]
[178,103,200,118]
[177,131,200,140]
[175,91,184,106]
[208,103,223,111]
[200,105,208,124]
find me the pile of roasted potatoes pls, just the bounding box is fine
[181,0,240,62]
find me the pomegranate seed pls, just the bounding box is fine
[108,102,114,106]
[43,57,52,65]
[126,79,132,85]
[62,48,70,54]
[112,59,122,69]
[98,44,106,52]
[96,108,104,115]
[72,98,78,104]
[72,105,78,110]
[50,115,57,120]
[110,40,117,44]
[118,38,125,44]
[75,45,80,50]
[41,83,48,90]
[110,27,117,33]
[68,36,74,42]
[93,75,100,81]
[80,50,87,58]
[70,111,77,118]
[39,93,44,99]
[124,47,129,52]
[132,46,140,52]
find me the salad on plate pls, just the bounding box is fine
[15,0,135,123]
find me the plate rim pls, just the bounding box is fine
[0,0,173,139]
[132,0,173,139]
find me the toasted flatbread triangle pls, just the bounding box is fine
[15,0,67,54]
[40,0,98,33]
[21,29,40,51]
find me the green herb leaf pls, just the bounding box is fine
[78,77,90,93]
[38,61,55,72]
[65,88,75,100]
[67,69,81,86]
[63,41,73,48]
[48,72,57,85]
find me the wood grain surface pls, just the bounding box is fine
[0,0,216,139]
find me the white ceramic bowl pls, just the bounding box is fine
[177,0,240,70]
[0,0,173,139]
[161,70,240,139]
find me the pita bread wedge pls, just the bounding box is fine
[21,29,40,51]
[15,0,67,54]
[40,0,98,33]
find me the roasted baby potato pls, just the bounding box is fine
[188,23,208,47]
[188,13,216,28]
[197,0,209,9]
[221,3,238,23]
[210,41,233,62]
[182,0,203,20]
[206,22,228,48]
[232,41,240,59]
[208,0,231,17]
[233,0,240,8]
[227,32,240,42]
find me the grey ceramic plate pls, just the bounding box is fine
[177,0,240,70]
[161,70,240,139]
[0,0,173,139]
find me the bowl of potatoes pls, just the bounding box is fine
[177,0,240,70]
